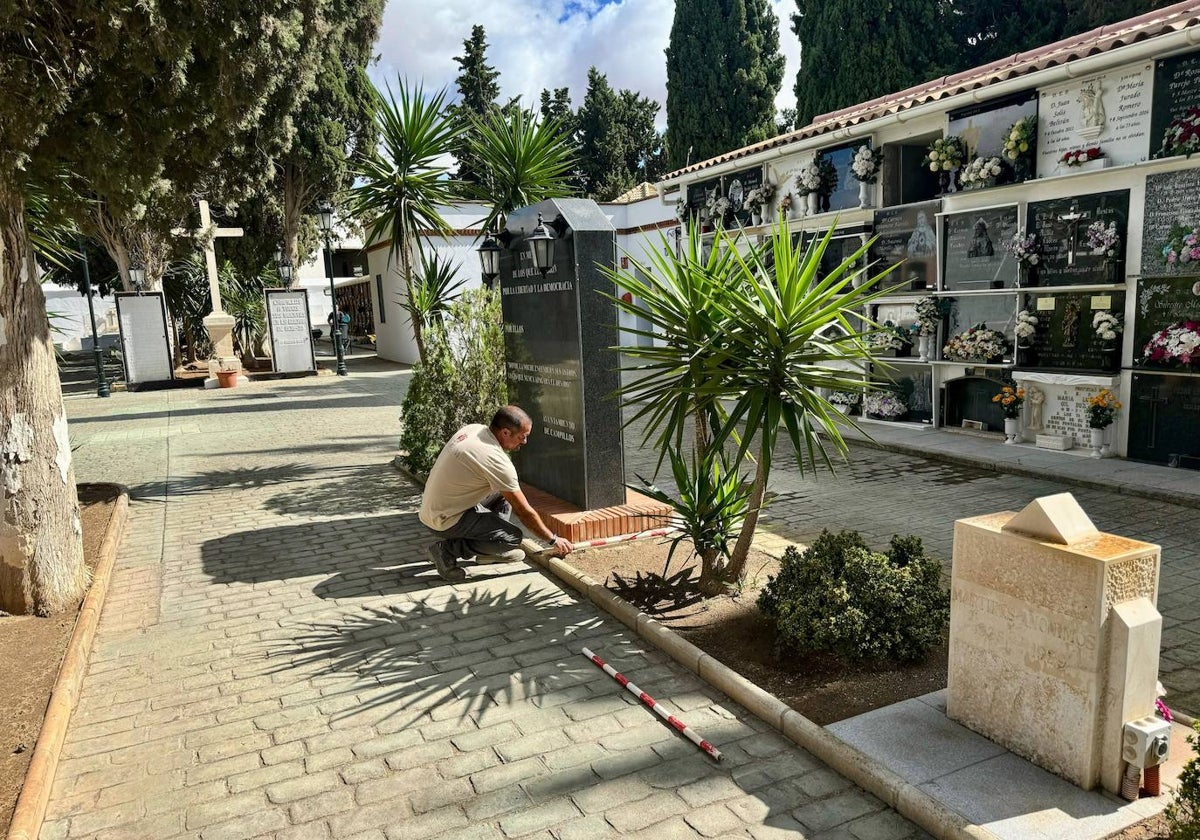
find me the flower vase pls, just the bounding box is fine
[1090,427,1105,458]
[917,334,930,362]
[1106,261,1121,284]
[858,180,872,209]
[1013,156,1032,183]
[806,192,819,217]
[749,210,760,226]
[1004,417,1020,444]
[1020,263,1039,288]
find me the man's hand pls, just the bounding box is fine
[550,535,574,557]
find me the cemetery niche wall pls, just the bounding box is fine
[498,198,626,510]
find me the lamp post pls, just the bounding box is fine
[128,261,146,291]
[477,231,502,286]
[527,213,555,276]
[275,246,293,289]
[78,238,110,398]
[317,202,347,376]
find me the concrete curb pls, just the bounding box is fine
[6,486,130,840]
[536,551,1003,840]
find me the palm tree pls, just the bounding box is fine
[347,81,462,364]
[610,216,902,591]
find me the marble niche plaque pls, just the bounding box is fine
[1027,190,1129,286]
[1132,276,1200,365]
[115,292,173,386]
[1140,169,1200,276]
[1150,49,1200,159]
[265,289,316,374]
[941,206,1019,291]
[1020,291,1126,372]
[1037,64,1153,173]
[869,200,941,291]
[1128,373,1200,468]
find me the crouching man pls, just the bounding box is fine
[419,405,574,581]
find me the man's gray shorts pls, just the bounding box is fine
[425,494,522,567]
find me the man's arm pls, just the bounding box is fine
[501,488,573,557]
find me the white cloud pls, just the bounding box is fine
[371,0,802,129]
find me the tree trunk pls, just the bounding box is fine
[281,163,308,269]
[725,457,767,584]
[398,236,426,364]
[0,189,89,616]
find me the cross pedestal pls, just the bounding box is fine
[193,200,245,385]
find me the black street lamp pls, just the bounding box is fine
[275,246,293,289]
[477,234,502,282]
[317,202,347,376]
[78,238,110,398]
[128,261,146,291]
[527,213,555,276]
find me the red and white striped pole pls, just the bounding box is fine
[573,527,676,551]
[581,647,722,762]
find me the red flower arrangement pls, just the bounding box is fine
[1060,147,1102,167]
[1157,106,1200,158]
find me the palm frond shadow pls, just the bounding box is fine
[608,568,705,617]
[259,584,612,728]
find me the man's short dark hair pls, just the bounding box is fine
[490,405,530,433]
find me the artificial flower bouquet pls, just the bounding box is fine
[829,390,862,406]
[1015,310,1040,345]
[851,145,883,184]
[1141,321,1200,369]
[943,323,1009,362]
[744,181,776,210]
[1086,220,1121,260]
[1003,115,1037,162]
[915,295,947,336]
[1060,146,1103,167]
[1004,230,1042,266]
[796,159,823,195]
[864,391,907,419]
[777,193,793,215]
[1092,311,1122,343]
[960,156,1004,189]
[1161,223,1200,266]
[991,384,1025,419]
[1086,389,1122,429]
[867,320,913,352]
[922,136,966,172]
[674,199,688,220]
[1156,106,1200,158]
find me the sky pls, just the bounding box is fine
[371,0,803,129]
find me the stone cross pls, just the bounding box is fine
[1057,206,1086,265]
[195,200,244,366]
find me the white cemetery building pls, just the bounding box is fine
[657,4,1200,469]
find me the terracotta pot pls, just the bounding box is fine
[216,369,239,389]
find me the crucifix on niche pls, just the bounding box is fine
[1055,205,1087,266]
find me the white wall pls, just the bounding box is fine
[43,284,116,351]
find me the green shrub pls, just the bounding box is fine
[1167,721,1200,839]
[757,530,949,662]
[399,286,506,475]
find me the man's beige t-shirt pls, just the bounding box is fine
[419,424,519,531]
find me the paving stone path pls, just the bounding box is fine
[51,363,931,840]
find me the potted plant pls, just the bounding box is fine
[1141,321,1200,370]
[991,384,1025,444]
[850,145,882,208]
[1086,220,1122,281]
[1086,388,1121,458]
[213,354,239,389]
[943,323,1009,364]
[1003,115,1038,181]
[1004,229,1043,286]
[863,391,907,421]
[829,390,862,414]
[922,136,965,194]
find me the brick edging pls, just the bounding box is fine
[6,486,130,840]
[529,550,1003,840]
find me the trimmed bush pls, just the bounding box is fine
[757,529,949,662]
[399,286,506,475]
[1166,721,1200,839]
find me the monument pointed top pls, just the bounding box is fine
[1001,492,1099,545]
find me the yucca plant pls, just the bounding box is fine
[633,446,753,594]
[409,252,465,333]
[347,81,462,364]
[609,215,903,590]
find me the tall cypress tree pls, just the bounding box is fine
[449,24,502,184]
[665,0,784,171]
[792,0,955,129]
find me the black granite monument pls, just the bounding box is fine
[498,199,625,511]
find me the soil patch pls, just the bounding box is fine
[0,484,120,836]
[566,537,948,726]
[1104,813,1168,839]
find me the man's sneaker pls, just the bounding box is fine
[474,548,527,565]
[426,544,466,582]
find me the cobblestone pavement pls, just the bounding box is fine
[623,419,1200,719]
[52,362,932,840]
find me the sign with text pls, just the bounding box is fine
[870,200,941,291]
[1037,65,1153,173]
[1027,190,1129,286]
[1133,276,1200,365]
[1150,49,1200,159]
[941,206,1019,291]
[266,289,316,374]
[115,292,173,386]
[1141,169,1200,275]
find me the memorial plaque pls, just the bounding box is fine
[888,364,934,424]
[686,176,722,218]
[819,142,861,213]
[115,292,173,386]
[1027,191,1129,286]
[869,200,941,292]
[1132,276,1200,365]
[500,199,624,510]
[265,289,316,374]
[724,165,763,227]
[1141,169,1200,274]
[1128,372,1200,467]
[1037,65,1153,172]
[1150,49,1200,159]
[941,206,1019,291]
[1020,291,1125,372]
[945,294,1017,362]
[800,229,868,288]
[948,91,1038,164]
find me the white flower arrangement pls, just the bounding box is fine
[744,181,776,209]
[1015,310,1039,343]
[1092,311,1122,342]
[960,156,1004,189]
[867,322,907,351]
[829,390,862,406]
[1085,221,1121,260]
[674,199,687,220]
[1003,116,1037,162]
[1142,320,1200,367]
[850,145,883,184]
[915,295,943,336]
[943,323,1009,362]
[796,160,823,195]
[864,391,907,419]
[705,193,730,223]
[922,136,965,172]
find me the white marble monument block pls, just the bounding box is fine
[1036,432,1074,450]
[947,493,1161,792]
